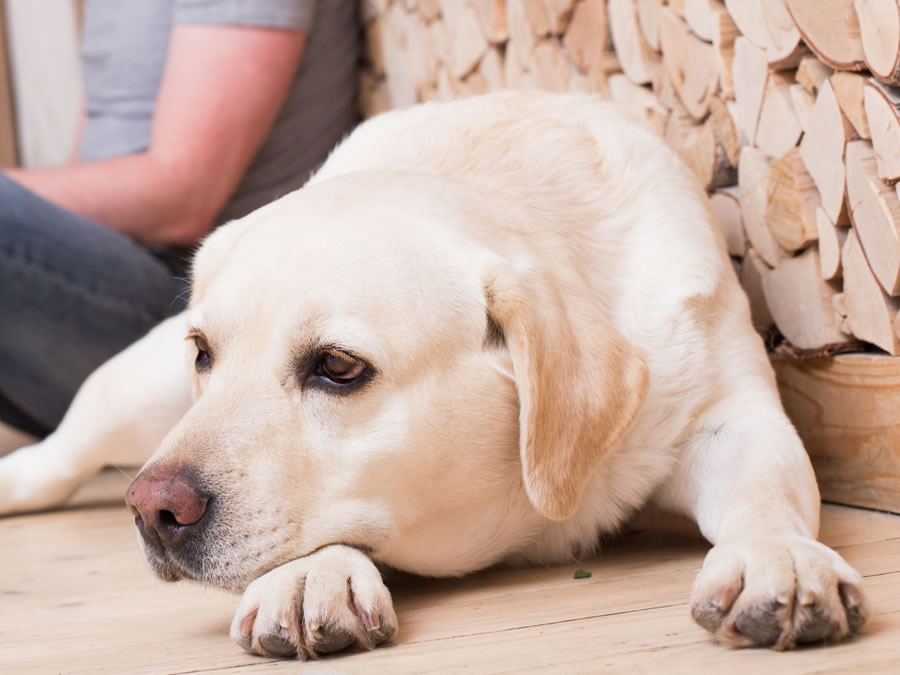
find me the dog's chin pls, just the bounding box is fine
[141,543,188,582]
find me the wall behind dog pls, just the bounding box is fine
[360,0,900,360]
[2,0,82,168]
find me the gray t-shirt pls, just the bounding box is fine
[79,0,359,228]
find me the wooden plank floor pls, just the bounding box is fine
[1,473,899,674]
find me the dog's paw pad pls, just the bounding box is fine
[258,630,297,657]
[734,600,787,646]
[793,602,839,644]
[691,601,725,633]
[306,622,356,655]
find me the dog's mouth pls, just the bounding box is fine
[139,539,192,583]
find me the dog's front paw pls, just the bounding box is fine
[231,544,397,660]
[690,535,867,649]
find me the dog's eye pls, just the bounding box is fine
[317,351,365,384]
[193,336,212,371]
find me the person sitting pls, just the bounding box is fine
[0,0,360,440]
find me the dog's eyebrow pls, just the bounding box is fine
[185,326,205,340]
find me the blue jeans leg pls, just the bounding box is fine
[0,174,189,435]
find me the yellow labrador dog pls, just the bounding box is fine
[0,92,866,658]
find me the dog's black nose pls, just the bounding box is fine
[125,465,210,549]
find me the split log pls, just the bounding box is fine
[444,4,490,77]
[724,0,803,67]
[762,246,849,349]
[507,0,539,68]
[436,66,460,101]
[636,0,664,50]
[710,186,748,256]
[790,83,815,131]
[845,139,900,295]
[428,16,451,66]
[831,71,871,139]
[854,0,900,85]
[741,248,775,333]
[478,46,506,90]
[739,146,789,266]
[543,0,577,34]
[519,0,552,35]
[382,6,418,109]
[418,0,442,21]
[755,71,803,158]
[684,0,726,41]
[712,7,739,99]
[863,79,900,183]
[795,54,832,94]
[784,0,866,70]
[503,47,538,88]
[609,74,670,136]
[568,66,612,95]
[609,0,659,84]
[759,0,805,69]
[652,62,682,110]
[839,228,900,353]
[532,39,572,90]
[816,207,849,280]
[463,69,490,95]
[469,0,509,44]
[658,7,719,120]
[732,37,768,144]
[563,0,610,73]
[665,100,736,190]
[799,79,854,225]
[724,0,771,50]
[405,13,439,93]
[709,96,741,166]
[766,148,820,251]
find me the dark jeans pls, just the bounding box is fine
[0,174,189,436]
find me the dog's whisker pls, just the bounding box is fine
[111,464,137,482]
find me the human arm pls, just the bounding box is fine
[5,24,306,246]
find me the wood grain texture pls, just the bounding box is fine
[0,485,898,673]
[772,353,900,513]
[785,0,866,70]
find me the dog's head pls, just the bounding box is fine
[126,172,648,589]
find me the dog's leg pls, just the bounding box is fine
[231,544,397,660]
[654,382,867,650]
[0,313,191,515]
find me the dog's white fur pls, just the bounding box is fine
[0,92,865,657]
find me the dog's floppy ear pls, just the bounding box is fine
[485,262,649,521]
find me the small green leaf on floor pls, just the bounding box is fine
[573,569,592,579]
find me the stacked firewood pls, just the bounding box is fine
[360,0,900,356]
